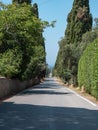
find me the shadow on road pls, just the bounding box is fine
[20,89,72,95]
[33,83,61,89]
[0,102,98,130]
[18,78,71,96]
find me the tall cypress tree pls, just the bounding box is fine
[65,0,92,44]
[32,3,39,18]
[54,0,92,85]
[31,3,46,78]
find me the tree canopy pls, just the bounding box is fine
[12,0,31,4]
[54,0,92,85]
[0,2,47,80]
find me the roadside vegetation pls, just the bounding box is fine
[53,0,98,100]
[78,38,98,99]
[0,0,53,81]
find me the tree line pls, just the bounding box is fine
[53,0,98,99]
[0,0,51,81]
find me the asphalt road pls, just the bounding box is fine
[0,78,98,130]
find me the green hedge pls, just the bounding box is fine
[78,38,98,99]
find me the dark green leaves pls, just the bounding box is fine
[54,0,92,85]
[0,3,47,80]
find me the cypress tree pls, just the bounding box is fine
[54,0,92,85]
[65,0,92,44]
[32,3,39,18]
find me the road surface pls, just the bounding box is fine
[0,78,98,130]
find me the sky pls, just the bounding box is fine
[1,0,98,67]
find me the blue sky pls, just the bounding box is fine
[1,0,98,66]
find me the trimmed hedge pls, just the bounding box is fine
[78,38,98,99]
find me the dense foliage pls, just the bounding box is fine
[65,0,92,44]
[0,3,47,80]
[12,0,31,4]
[78,38,98,99]
[54,0,92,85]
[78,19,98,57]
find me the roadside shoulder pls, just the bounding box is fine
[54,77,98,105]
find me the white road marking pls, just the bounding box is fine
[76,94,97,107]
[66,87,97,107]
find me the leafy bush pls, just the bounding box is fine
[0,49,22,78]
[22,45,46,80]
[62,69,71,82]
[78,38,98,99]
